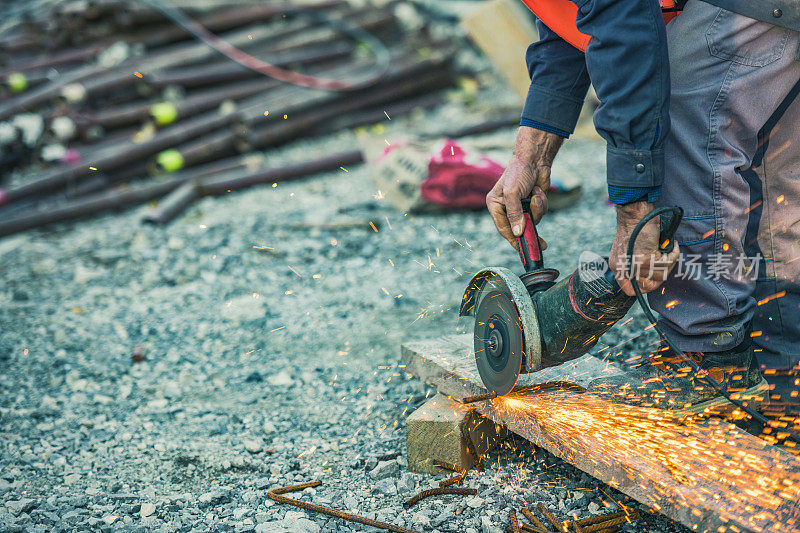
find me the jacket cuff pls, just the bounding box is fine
[607,185,662,205]
[606,146,664,188]
[519,118,571,138]
[521,84,584,136]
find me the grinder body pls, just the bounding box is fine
[462,198,679,395]
[460,258,634,394]
[532,265,633,365]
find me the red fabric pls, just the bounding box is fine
[420,139,504,209]
[519,0,590,51]
[518,0,680,52]
[662,11,680,24]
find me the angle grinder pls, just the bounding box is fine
[460,198,682,395]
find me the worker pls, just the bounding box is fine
[487,0,800,412]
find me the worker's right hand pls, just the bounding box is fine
[486,127,563,251]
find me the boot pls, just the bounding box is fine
[588,337,769,415]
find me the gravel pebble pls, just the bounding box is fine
[139,502,155,517]
[243,439,263,454]
[5,499,35,517]
[369,459,401,480]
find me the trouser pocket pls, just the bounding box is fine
[706,7,791,67]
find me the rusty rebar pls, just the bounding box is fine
[536,503,564,532]
[580,510,639,533]
[520,507,552,532]
[574,511,625,527]
[438,470,467,488]
[511,382,587,396]
[267,481,419,533]
[520,524,553,533]
[509,509,521,533]
[403,487,476,509]
[461,392,498,404]
[431,461,461,473]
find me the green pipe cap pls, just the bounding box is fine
[156,149,184,172]
[150,102,179,126]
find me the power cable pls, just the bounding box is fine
[626,206,800,445]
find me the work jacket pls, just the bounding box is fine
[522,0,799,50]
[519,0,799,204]
[704,0,799,32]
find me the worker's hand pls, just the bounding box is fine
[486,127,563,251]
[609,200,680,296]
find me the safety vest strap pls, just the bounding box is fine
[520,0,680,52]
[519,0,590,51]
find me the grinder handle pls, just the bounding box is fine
[518,198,544,272]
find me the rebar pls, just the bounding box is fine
[520,525,551,533]
[574,511,626,527]
[580,510,640,533]
[520,507,552,532]
[511,382,587,396]
[267,481,419,533]
[403,487,476,509]
[509,509,521,533]
[537,503,565,532]
[431,461,461,473]
[438,470,467,488]
[461,392,498,404]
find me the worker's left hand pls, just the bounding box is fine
[609,200,680,296]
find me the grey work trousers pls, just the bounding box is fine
[648,0,800,397]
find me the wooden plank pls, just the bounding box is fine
[406,393,508,474]
[402,334,800,533]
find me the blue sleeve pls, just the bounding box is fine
[577,0,669,202]
[522,2,669,204]
[521,19,590,137]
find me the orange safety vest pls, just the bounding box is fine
[519,0,680,51]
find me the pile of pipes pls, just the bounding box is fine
[0,0,459,236]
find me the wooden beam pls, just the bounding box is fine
[406,393,508,474]
[402,335,800,533]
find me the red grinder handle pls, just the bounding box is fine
[517,198,544,272]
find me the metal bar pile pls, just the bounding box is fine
[0,0,460,236]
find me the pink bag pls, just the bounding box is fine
[420,139,505,209]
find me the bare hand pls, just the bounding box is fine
[609,201,680,296]
[486,127,563,251]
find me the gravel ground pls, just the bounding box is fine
[0,79,688,533]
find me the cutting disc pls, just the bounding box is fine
[473,289,524,396]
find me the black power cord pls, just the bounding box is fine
[626,206,800,446]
